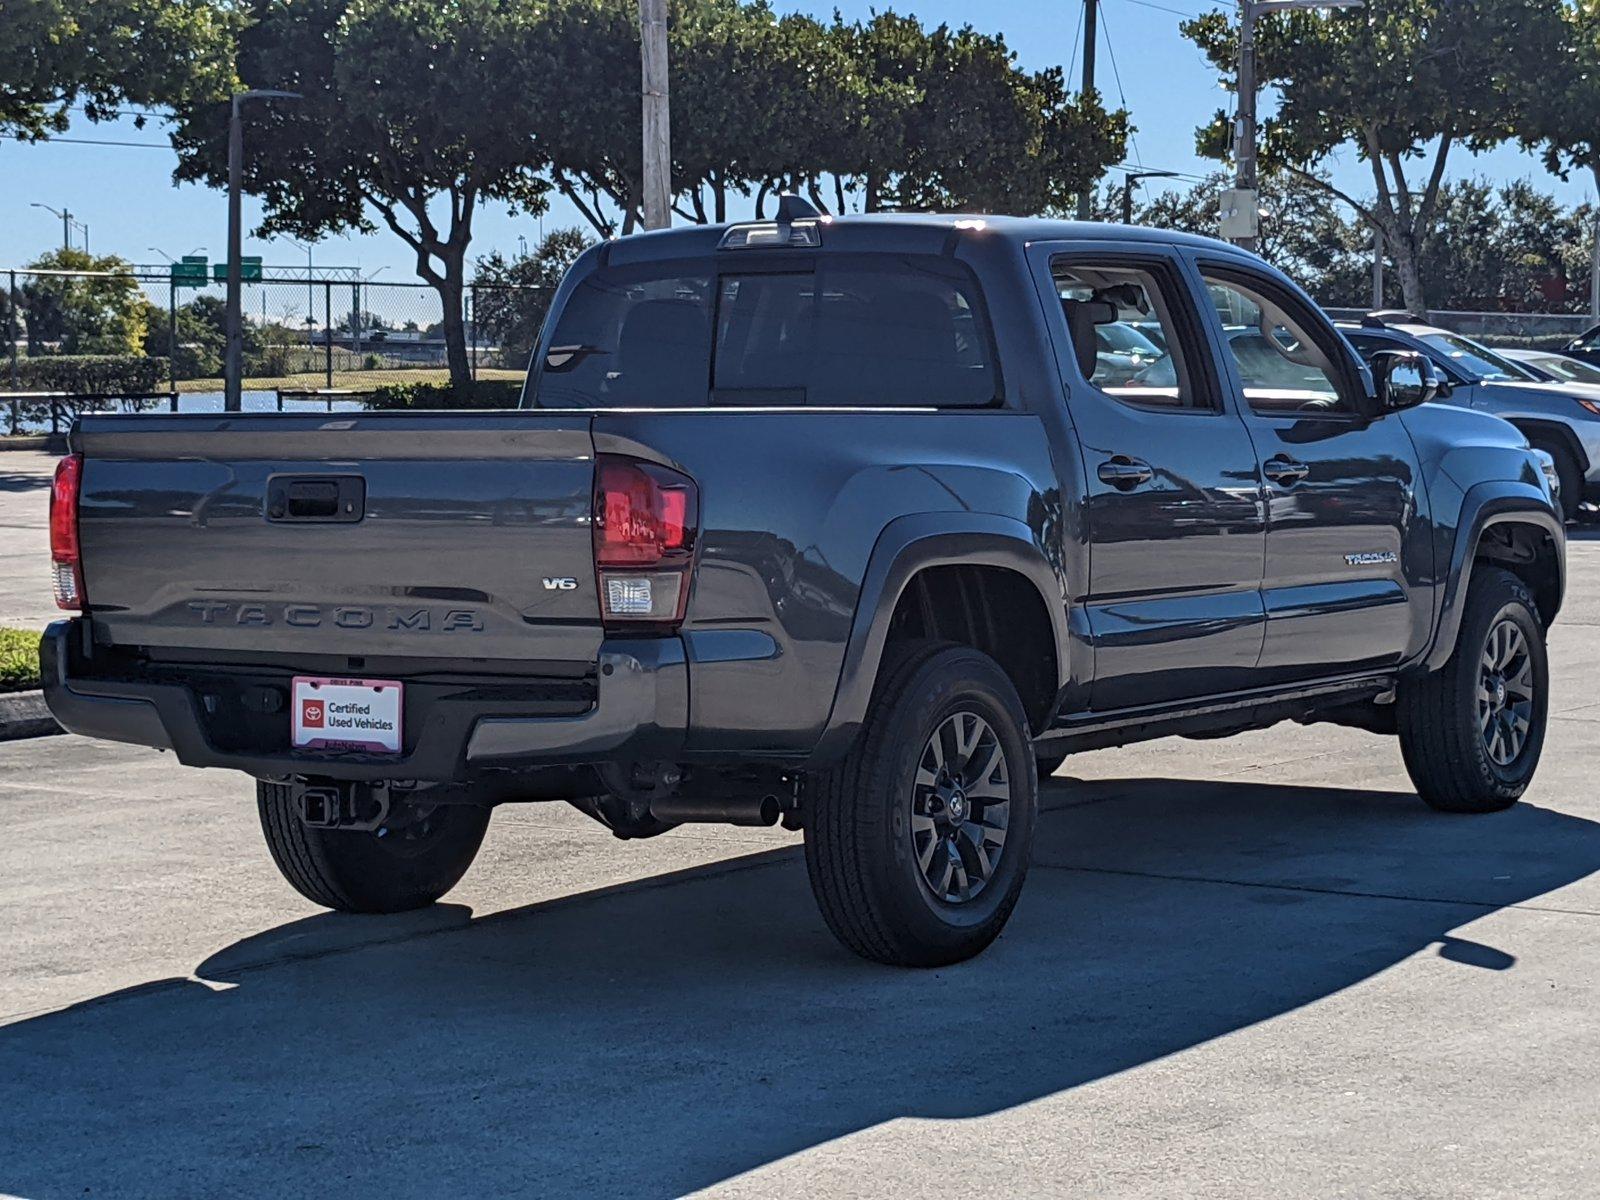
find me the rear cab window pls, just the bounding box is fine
[529,254,1001,409]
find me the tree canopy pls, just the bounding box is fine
[1183,0,1568,314]
[169,0,555,392]
[1522,0,1600,197]
[527,0,1129,235]
[1,0,236,138]
[19,248,149,354]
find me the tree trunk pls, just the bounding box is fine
[1389,227,1428,319]
[435,257,472,400]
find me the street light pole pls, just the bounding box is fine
[1119,169,1178,225]
[639,0,671,231]
[225,88,301,412]
[30,203,72,251]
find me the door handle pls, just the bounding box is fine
[1097,456,1154,490]
[1263,456,1310,486]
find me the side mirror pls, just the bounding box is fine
[1370,349,1442,412]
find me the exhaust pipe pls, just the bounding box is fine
[648,793,783,827]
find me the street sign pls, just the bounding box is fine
[212,256,263,283]
[171,256,208,287]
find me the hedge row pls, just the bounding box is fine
[5,354,169,396]
[363,380,525,410]
[0,628,41,694]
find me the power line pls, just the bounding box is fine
[0,132,171,149]
[1097,3,1143,168]
[1113,161,1212,183]
[1116,0,1207,18]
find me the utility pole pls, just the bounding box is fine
[1591,210,1599,320]
[1228,0,1362,252]
[1075,0,1099,221]
[1233,0,1260,251]
[639,0,671,231]
[224,89,300,412]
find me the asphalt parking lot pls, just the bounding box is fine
[3,449,1600,1197]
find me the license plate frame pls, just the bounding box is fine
[291,676,403,754]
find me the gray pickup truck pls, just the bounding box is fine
[43,207,1565,966]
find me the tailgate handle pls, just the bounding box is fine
[267,475,366,523]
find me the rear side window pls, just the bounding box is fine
[532,256,999,409]
[535,267,714,408]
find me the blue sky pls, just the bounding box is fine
[1,0,1592,280]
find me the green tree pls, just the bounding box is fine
[472,228,592,367]
[1126,170,1371,304]
[1183,0,1567,314]
[1521,0,1600,313]
[21,248,149,354]
[1415,179,1591,311]
[170,0,552,395]
[816,14,1127,216]
[534,2,1128,233]
[1,0,237,139]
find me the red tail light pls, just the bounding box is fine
[49,452,86,610]
[593,455,698,625]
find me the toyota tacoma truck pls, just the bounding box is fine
[42,206,1565,967]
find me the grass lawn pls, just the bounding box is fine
[0,628,41,693]
[175,367,525,394]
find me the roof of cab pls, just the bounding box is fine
[601,211,1255,268]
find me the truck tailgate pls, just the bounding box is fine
[72,412,603,665]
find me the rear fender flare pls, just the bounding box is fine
[810,513,1072,763]
[1423,480,1565,672]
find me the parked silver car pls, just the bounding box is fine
[1501,347,1600,388]
[1341,313,1600,520]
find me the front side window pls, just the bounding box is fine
[1051,262,1204,409]
[533,256,999,409]
[1203,273,1349,415]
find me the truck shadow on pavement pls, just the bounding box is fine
[3,776,1599,1199]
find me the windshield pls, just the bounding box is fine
[1418,332,1537,383]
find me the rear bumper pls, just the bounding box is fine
[40,620,687,782]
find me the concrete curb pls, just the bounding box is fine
[0,435,67,453]
[0,691,60,741]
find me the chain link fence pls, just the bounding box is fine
[3,268,553,434]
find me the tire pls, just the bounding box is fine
[1529,437,1581,522]
[257,781,491,913]
[804,641,1038,967]
[1398,567,1549,813]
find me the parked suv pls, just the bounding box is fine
[44,209,1564,966]
[1340,313,1600,519]
[1564,323,1600,370]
